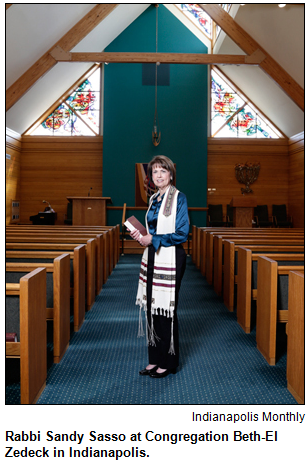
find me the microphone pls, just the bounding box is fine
[43,200,51,208]
[42,200,54,212]
[88,187,93,197]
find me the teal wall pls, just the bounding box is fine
[103,5,208,227]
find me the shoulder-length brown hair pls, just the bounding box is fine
[147,155,176,184]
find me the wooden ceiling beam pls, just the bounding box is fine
[200,4,304,111]
[6,4,118,111]
[50,50,265,65]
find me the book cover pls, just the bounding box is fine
[124,216,147,237]
[6,332,17,342]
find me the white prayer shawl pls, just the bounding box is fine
[136,185,179,354]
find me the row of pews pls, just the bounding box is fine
[6,224,120,404]
[191,226,304,404]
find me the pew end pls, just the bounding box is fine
[6,267,47,404]
[256,256,304,366]
[287,271,304,404]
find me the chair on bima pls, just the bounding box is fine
[272,204,292,228]
[64,202,72,225]
[254,205,273,228]
[226,204,233,227]
[208,204,225,227]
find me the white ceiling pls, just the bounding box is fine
[6,4,150,135]
[6,3,304,138]
[213,3,304,138]
[6,4,96,88]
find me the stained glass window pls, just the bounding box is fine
[32,67,101,136]
[211,67,283,138]
[177,4,212,38]
[211,71,245,135]
[225,106,278,138]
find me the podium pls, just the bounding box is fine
[230,196,257,228]
[67,197,111,226]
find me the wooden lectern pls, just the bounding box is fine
[230,196,257,228]
[67,197,111,226]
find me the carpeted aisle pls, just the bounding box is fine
[7,254,297,404]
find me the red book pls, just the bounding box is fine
[6,333,17,342]
[124,216,147,237]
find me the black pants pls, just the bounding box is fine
[146,244,186,370]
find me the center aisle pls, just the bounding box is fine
[37,254,295,405]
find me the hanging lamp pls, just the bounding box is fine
[152,4,161,146]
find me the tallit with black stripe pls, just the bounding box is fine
[136,185,178,354]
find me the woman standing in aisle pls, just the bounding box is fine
[130,155,189,378]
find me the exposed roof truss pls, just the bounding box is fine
[6,4,304,114]
[200,4,304,111]
[6,4,118,111]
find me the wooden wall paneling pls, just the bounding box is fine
[6,128,22,225]
[20,136,103,224]
[13,133,303,227]
[207,138,289,220]
[288,132,304,228]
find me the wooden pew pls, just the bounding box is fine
[212,231,304,290]
[6,231,104,294]
[194,226,239,268]
[6,253,71,363]
[20,224,118,277]
[6,224,121,287]
[201,227,257,276]
[214,234,304,297]
[223,239,304,311]
[191,226,304,291]
[237,247,304,333]
[196,228,303,285]
[7,223,120,266]
[286,271,304,404]
[6,240,96,311]
[196,227,247,271]
[6,224,120,278]
[256,256,304,365]
[6,267,47,404]
[6,247,85,332]
[192,226,303,274]
[40,225,113,283]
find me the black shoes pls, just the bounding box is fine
[139,366,158,376]
[139,366,177,378]
[149,368,177,378]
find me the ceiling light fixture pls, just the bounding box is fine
[278,4,286,7]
